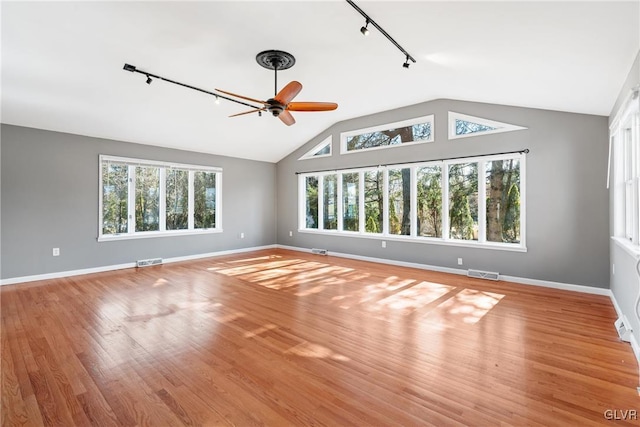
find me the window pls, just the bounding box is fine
[299,152,526,251]
[342,172,359,232]
[448,112,527,140]
[299,136,332,160]
[99,155,222,241]
[341,115,434,154]
[612,96,640,250]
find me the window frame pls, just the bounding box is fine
[340,115,434,155]
[298,152,526,252]
[611,96,640,256]
[98,155,223,242]
[299,135,332,160]
[448,112,527,140]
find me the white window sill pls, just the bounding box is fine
[298,229,527,252]
[611,236,640,259]
[98,228,223,242]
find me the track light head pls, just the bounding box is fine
[146,75,152,84]
[123,63,136,72]
[402,55,410,69]
[360,20,370,36]
[215,95,220,105]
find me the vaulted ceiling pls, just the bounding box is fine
[2,1,638,162]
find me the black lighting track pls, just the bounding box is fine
[346,0,416,66]
[295,149,529,175]
[122,64,262,110]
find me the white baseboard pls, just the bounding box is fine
[276,244,611,296]
[0,245,277,286]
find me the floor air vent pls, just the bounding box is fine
[136,258,163,268]
[467,269,500,281]
[311,248,328,255]
[615,316,633,342]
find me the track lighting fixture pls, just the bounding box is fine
[346,0,416,68]
[215,95,220,105]
[122,63,263,111]
[360,19,370,36]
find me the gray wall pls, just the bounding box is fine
[276,98,610,288]
[1,124,277,279]
[609,51,640,344]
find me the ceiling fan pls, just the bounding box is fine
[215,50,338,126]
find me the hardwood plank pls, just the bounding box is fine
[2,249,639,426]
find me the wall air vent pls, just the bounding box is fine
[136,258,163,268]
[311,248,328,255]
[467,269,500,281]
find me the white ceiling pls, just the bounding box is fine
[2,1,638,163]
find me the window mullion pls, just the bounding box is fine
[318,175,325,231]
[359,171,365,232]
[478,161,487,243]
[442,163,450,240]
[410,166,417,237]
[128,165,136,234]
[383,168,389,235]
[159,168,166,232]
[337,173,344,231]
[188,171,195,230]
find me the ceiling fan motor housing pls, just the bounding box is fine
[266,99,285,116]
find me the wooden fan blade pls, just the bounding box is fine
[287,102,338,112]
[274,81,302,105]
[215,88,266,105]
[278,110,296,126]
[229,108,265,118]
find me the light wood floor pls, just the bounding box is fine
[2,249,638,426]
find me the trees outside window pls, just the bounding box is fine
[99,156,221,240]
[342,116,434,153]
[166,169,189,230]
[102,162,128,234]
[299,153,525,250]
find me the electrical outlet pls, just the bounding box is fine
[381,241,386,248]
[240,232,245,239]
[457,258,463,265]
[289,230,293,237]
[53,248,60,257]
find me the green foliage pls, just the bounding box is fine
[305,177,319,229]
[135,166,160,232]
[417,166,442,237]
[166,169,189,230]
[102,163,128,234]
[448,163,478,240]
[194,171,216,229]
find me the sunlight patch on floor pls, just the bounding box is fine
[244,323,277,338]
[285,341,350,361]
[374,281,456,314]
[429,289,504,325]
[215,259,308,277]
[152,278,169,287]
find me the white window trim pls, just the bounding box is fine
[448,111,527,140]
[298,152,526,252]
[611,91,640,249]
[299,135,332,160]
[98,155,223,242]
[340,115,434,155]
